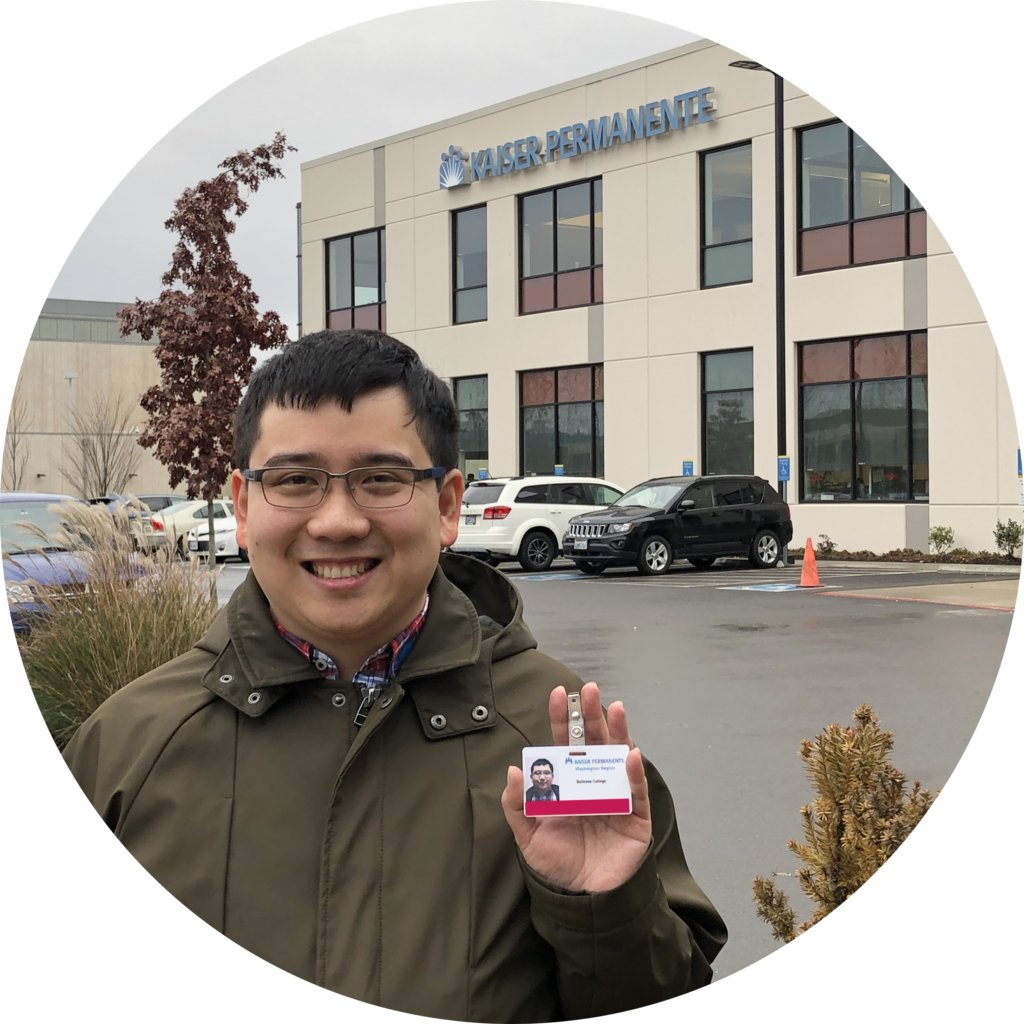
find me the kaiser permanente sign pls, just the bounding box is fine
[438,86,715,189]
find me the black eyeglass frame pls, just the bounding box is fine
[242,465,449,509]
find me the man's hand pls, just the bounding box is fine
[501,681,652,893]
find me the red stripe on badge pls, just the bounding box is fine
[525,799,631,816]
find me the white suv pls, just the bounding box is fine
[452,476,624,571]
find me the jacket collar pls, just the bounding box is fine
[197,554,533,736]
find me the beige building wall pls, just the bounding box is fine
[301,39,1020,554]
[7,302,183,499]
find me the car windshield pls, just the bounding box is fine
[463,483,506,505]
[612,483,683,510]
[0,501,76,554]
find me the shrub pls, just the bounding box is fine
[752,704,935,943]
[816,534,836,556]
[10,499,220,748]
[994,518,1024,559]
[928,525,955,555]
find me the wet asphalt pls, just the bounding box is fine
[216,558,1017,981]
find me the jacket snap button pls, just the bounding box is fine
[430,714,447,730]
[247,692,262,705]
[380,696,393,709]
[471,705,489,722]
[219,674,233,684]
[314,658,329,672]
[331,693,346,707]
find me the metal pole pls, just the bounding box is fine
[773,73,790,564]
[296,202,303,340]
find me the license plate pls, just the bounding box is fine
[465,515,477,525]
[188,541,198,550]
[574,539,588,551]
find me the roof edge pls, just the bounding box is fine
[300,38,715,171]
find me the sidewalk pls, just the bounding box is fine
[822,578,1018,612]
[794,559,1021,576]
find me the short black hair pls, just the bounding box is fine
[234,329,459,473]
[531,759,554,772]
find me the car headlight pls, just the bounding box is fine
[6,580,35,604]
[607,523,634,534]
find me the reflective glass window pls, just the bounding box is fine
[454,206,487,324]
[702,143,753,288]
[520,365,603,476]
[703,350,754,475]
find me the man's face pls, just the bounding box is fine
[232,387,463,659]
[530,764,554,792]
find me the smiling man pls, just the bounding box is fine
[62,330,726,1021]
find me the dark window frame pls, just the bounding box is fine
[518,177,603,315]
[797,331,928,503]
[453,374,489,476]
[797,118,926,275]
[518,363,604,476]
[452,204,488,325]
[701,347,755,474]
[700,140,754,290]
[324,227,386,331]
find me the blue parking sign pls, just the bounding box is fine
[777,456,791,482]
[682,461,694,477]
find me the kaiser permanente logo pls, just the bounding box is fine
[438,86,715,190]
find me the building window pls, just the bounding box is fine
[701,143,752,288]
[520,365,604,476]
[326,228,386,331]
[799,333,928,502]
[798,121,925,273]
[519,179,603,314]
[453,206,487,324]
[454,376,488,480]
[702,350,754,474]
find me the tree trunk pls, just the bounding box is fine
[207,495,217,605]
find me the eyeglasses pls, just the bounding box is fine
[243,465,448,509]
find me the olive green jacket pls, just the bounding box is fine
[63,553,726,1021]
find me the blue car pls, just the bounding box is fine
[2,492,90,633]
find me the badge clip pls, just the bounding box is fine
[567,691,585,744]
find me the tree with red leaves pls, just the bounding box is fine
[119,132,296,556]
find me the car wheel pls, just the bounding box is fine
[487,555,505,567]
[687,557,716,569]
[637,535,672,576]
[749,529,781,568]
[518,530,557,571]
[576,561,606,575]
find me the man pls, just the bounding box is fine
[63,330,726,1021]
[526,758,559,801]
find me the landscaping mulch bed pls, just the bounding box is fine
[791,547,1020,567]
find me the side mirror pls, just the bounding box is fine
[677,499,696,511]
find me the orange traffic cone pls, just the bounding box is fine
[799,537,820,587]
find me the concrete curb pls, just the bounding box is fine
[801,560,1021,575]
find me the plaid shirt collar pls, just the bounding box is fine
[274,593,430,696]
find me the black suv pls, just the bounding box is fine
[563,475,793,576]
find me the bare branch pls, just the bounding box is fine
[65,392,143,497]
[3,379,32,491]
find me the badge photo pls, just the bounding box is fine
[522,745,632,817]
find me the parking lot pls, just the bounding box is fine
[215,557,1018,980]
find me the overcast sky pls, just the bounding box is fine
[51,2,699,334]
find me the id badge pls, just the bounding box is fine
[522,744,632,817]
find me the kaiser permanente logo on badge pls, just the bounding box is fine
[523,745,632,817]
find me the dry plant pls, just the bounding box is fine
[3,380,32,491]
[65,391,143,498]
[752,704,935,943]
[10,499,219,748]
